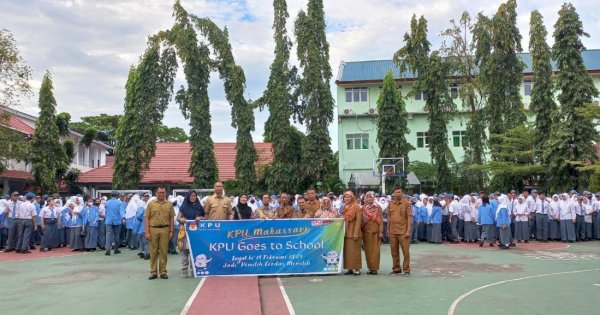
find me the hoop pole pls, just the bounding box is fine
[382,174,386,195]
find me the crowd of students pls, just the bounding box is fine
[2,187,598,277]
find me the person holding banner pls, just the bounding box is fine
[305,188,320,218]
[276,193,294,219]
[343,191,362,276]
[362,192,383,275]
[177,191,204,278]
[256,194,277,219]
[292,197,308,218]
[204,182,232,220]
[233,194,254,220]
[145,187,175,280]
[387,187,412,277]
[314,197,339,218]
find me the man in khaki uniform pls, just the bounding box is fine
[304,188,320,218]
[386,187,412,277]
[276,193,293,219]
[292,197,307,218]
[204,182,232,220]
[145,186,175,280]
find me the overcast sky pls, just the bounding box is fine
[2,0,600,149]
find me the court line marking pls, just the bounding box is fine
[180,277,207,315]
[277,277,296,315]
[447,268,600,315]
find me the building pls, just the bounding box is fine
[336,50,600,190]
[0,107,112,194]
[77,142,274,196]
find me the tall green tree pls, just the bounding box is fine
[295,0,334,182]
[71,114,121,146]
[441,11,488,188]
[529,10,557,164]
[546,3,599,190]
[394,15,455,191]
[376,70,414,185]
[255,0,302,193]
[157,125,188,142]
[113,42,177,189]
[30,72,70,193]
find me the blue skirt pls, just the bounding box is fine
[41,223,60,249]
[84,225,99,249]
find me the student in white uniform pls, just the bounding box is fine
[560,193,576,242]
[548,195,561,241]
[513,196,529,243]
[583,197,593,241]
[15,193,38,254]
[535,192,550,242]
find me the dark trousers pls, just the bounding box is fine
[449,215,459,241]
[169,226,179,253]
[97,220,106,248]
[535,213,548,241]
[0,227,8,248]
[32,224,43,246]
[442,215,450,241]
[119,223,127,246]
[382,221,389,243]
[6,220,18,250]
[529,215,536,238]
[575,215,586,241]
[105,224,122,252]
[16,219,33,251]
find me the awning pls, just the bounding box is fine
[406,172,421,186]
[353,170,381,187]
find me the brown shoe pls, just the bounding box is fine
[148,274,158,280]
[160,274,168,279]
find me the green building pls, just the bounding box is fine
[335,50,600,190]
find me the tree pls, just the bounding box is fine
[529,10,557,164]
[70,114,121,146]
[29,72,71,193]
[476,0,525,159]
[376,70,414,188]
[295,0,335,181]
[254,0,303,193]
[546,3,599,190]
[157,125,188,142]
[441,11,488,188]
[113,42,177,189]
[394,15,455,191]
[0,29,32,108]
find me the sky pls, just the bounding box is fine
[2,0,600,150]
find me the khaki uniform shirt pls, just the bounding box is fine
[305,200,320,218]
[204,194,232,220]
[291,208,307,218]
[387,200,412,235]
[145,199,175,227]
[277,205,293,219]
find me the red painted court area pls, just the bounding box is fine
[444,240,569,251]
[0,247,88,262]
[183,276,291,315]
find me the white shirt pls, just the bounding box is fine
[16,201,37,219]
[514,202,529,222]
[535,199,550,214]
[40,206,59,219]
[525,196,536,213]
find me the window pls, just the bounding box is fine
[346,133,369,150]
[416,132,429,148]
[524,80,533,96]
[452,131,467,147]
[450,83,459,99]
[415,91,428,101]
[345,87,368,102]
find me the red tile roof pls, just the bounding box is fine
[78,142,273,185]
[0,170,33,181]
[1,113,35,135]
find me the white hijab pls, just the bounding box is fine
[125,195,140,219]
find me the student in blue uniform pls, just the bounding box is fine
[478,196,495,247]
[82,197,99,251]
[428,197,443,244]
[59,201,70,247]
[40,198,60,252]
[410,197,420,244]
[496,196,512,249]
[68,200,85,251]
[0,195,10,249]
[104,191,126,256]
[135,198,149,260]
[417,197,428,242]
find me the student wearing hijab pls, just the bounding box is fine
[461,195,476,243]
[513,196,529,243]
[125,195,141,250]
[82,197,100,251]
[342,191,362,276]
[39,198,60,252]
[560,193,576,242]
[496,195,512,249]
[428,197,443,244]
[67,200,85,251]
[177,191,205,278]
[361,192,383,275]
[136,197,151,260]
[478,196,495,247]
[583,197,593,241]
[233,194,254,220]
[548,194,561,241]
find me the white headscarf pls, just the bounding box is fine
[496,194,509,219]
[377,197,389,210]
[125,195,140,219]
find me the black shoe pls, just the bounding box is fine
[137,253,144,257]
[105,251,111,256]
[524,240,528,244]
[344,270,353,275]
[47,248,52,251]
[389,270,402,275]
[4,249,14,253]
[30,245,36,250]
[40,248,46,252]
[488,244,494,247]
[21,250,31,254]
[99,247,106,250]
[479,241,484,247]
[510,243,516,247]
[114,250,121,254]
[160,274,169,279]
[148,274,158,280]
[144,254,150,260]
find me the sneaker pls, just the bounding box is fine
[352,270,361,276]
[404,272,411,277]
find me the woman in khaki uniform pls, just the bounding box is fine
[343,191,362,276]
[361,192,383,275]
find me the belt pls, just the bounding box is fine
[150,225,169,228]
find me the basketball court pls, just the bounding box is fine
[1,241,599,314]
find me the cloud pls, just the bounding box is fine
[2,0,600,151]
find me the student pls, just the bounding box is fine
[461,195,476,243]
[513,196,529,243]
[560,193,576,242]
[478,196,495,247]
[0,196,8,249]
[82,197,99,251]
[342,191,362,276]
[3,192,21,252]
[594,193,600,240]
[535,192,550,242]
[361,192,383,275]
[68,200,85,252]
[548,194,561,241]
[417,196,428,242]
[583,197,593,241]
[573,196,587,242]
[60,201,70,248]
[410,197,420,244]
[428,197,443,244]
[39,198,60,252]
[135,198,149,260]
[496,196,512,249]
[233,194,253,220]
[97,197,106,250]
[125,194,141,250]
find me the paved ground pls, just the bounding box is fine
[1,241,599,315]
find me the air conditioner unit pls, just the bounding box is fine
[343,109,353,115]
[593,100,599,106]
[368,108,377,115]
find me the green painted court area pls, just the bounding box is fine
[1,243,600,315]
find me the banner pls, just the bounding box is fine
[185,218,345,277]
